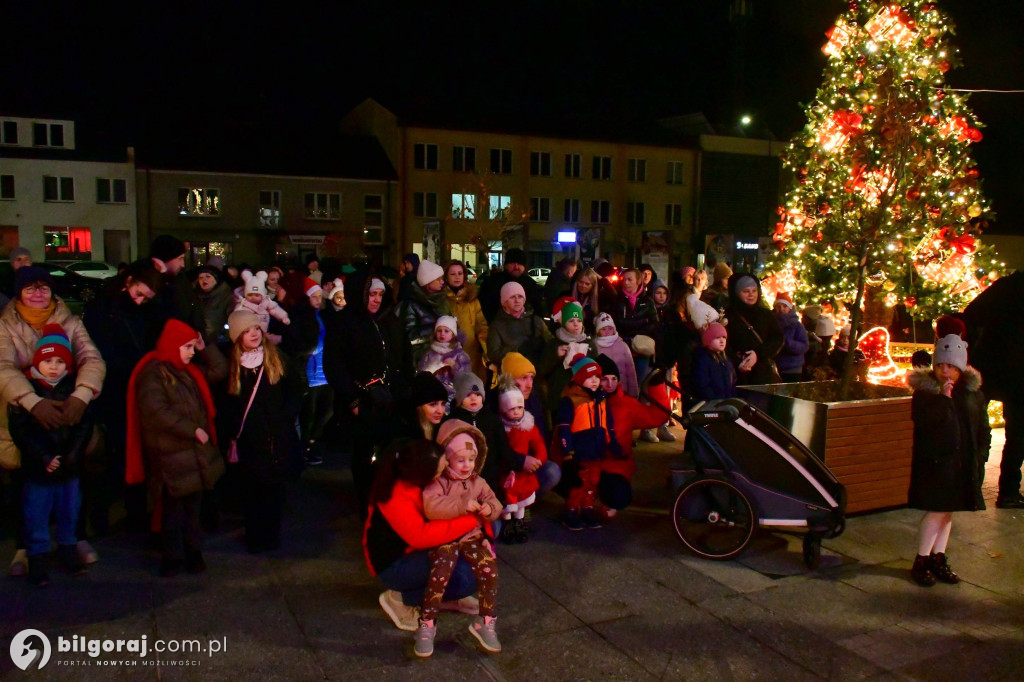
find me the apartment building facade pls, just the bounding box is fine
[0,115,137,264]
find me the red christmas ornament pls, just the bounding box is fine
[936,90,946,100]
[906,187,921,202]
[920,114,939,126]
[937,60,950,73]
[862,104,875,114]
[966,168,980,179]
[818,202,831,214]
[856,56,867,66]
[926,205,941,219]
[924,35,936,48]
[904,296,917,308]
[813,232,824,242]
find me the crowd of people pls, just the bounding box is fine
[0,239,1020,658]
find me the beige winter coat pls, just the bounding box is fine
[0,299,106,469]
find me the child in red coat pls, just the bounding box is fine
[497,381,547,543]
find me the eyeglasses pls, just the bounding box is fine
[22,285,51,295]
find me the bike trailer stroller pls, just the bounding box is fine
[665,394,846,568]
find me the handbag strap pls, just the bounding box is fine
[736,314,764,345]
[234,365,265,440]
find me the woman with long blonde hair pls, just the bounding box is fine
[571,268,600,332]
[224,310,302,553]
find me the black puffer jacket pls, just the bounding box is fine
[395,281,449,366]
[8,373,95,483]
[323,270,413,415]
[907,367,990,512]
[606,291,659,342]
[723,273,783,386]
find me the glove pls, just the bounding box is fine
[61,397,88,426]
[31,399,65,430]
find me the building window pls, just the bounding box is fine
[529,197,551,222]
[626,202,646,225]
[564,198,580,223]
[564,153,581,178]
[592,156,612,180]
[452,193,476,219]
[453,146,476,172]
[590,200,611,224]
[363,194,384,244]
[413,191,438,218]
[1,121,17,145]
[414,143,439,170]
[489,195,512,219]
[33,123,64,148]
[304,192,340,220]
[259,190,281,228]
[490,148,513,174]
[665,203,682,226]
[44,176,75,202]
[628,159,646,183]
[96,178,127,204]
[0,175,14,200]
[45,227,92,259]
[178,187,219,216]
[529,152,552,177]
[667,161,685,185]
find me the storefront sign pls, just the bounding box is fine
[289,235,326,246]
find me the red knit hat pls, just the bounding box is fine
[33,323,74,370]
[774,292,794,310]
[155,319,201,369]
[935,314,966,340]
[570,354,601,385]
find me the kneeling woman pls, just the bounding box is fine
[364,438,483,632]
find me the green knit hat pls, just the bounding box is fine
[561,301,584,325]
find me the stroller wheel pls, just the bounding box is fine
[672,477,755,560]
[802,535,822,570]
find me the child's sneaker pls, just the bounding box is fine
[414,619,436,657]
[8,548,28,577]
[657,424,676,442]
[77,540,99,565]
[640,428,659,443]
[379,590,420,631]
[58,544,86,575]
[28,554,50,588]
[468,616,501,653]
[581,507,603,529]
[562,509,583,531]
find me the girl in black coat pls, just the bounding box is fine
[906,334,990,587]
[723,273,783,386]
[223,310,306,553]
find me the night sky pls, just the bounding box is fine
[7,1,1023,231]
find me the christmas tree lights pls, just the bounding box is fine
[763,0,1004,338]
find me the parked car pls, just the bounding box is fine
[63,261,120,280]
[464,265,478,284]
[527,267,551,286]
[0,262,109,313]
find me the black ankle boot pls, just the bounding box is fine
[911,554,936,586]
[930,552,959,584]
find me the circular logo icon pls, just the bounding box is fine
[10,629,51,671]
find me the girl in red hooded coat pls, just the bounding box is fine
[126,319,226,576]
[497,380,547,543]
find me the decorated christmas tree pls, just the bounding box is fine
[762,0,1003,395]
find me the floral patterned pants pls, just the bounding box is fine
[422,539,497,621]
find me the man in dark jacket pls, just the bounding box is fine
[961,271,1024,508]
[542,258,577,315]
[150,235,206,340]
[323,270,413,511]
[478,248,543,322]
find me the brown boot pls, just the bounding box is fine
[930,553,959,584]
[911,554,936,587]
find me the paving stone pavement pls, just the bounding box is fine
[1,426,1021,680]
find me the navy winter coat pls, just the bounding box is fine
[774,309,810,375]
[690,348,738,402]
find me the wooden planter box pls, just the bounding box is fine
[738,382,913,514]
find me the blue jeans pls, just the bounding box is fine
[536,460,562,494]
[378,549,477,607]
[23,478,80,557]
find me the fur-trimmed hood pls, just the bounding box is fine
[907,365,982,394]
[446,281,480,304]
[436,418,488,473]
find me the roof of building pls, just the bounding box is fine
[134,125,397,181]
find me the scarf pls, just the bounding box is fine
[500,409,534,432]
[16,300,56,332]
[125,320,217,486]
[445,466,472,482]
[241,346,265,369]
[596,331,620,348]
[556,327,588,344]
[29,366,67,387]
[430,339,459,355]
[624,289,639,309]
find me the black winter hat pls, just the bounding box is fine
[596,354,620,379]
[150,235,186,263]
[410,371,449,407]
[505,248,527,265]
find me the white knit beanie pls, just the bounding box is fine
[933,333,968,371]
[417,260,444,287]
[595,312,616,334]
[435,315,458,335]
[242,270,268,297]
[499,384,525,413]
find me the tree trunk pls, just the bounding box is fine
[838,261,867,401]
